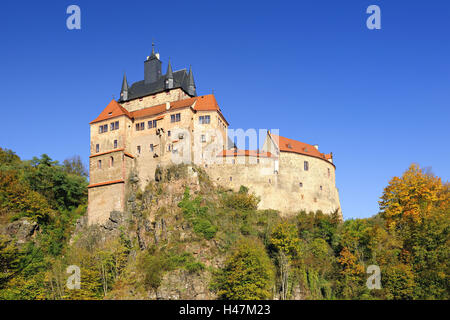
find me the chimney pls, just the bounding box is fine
[314,144,319,150]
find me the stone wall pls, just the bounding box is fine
[88,182,125,225]
[122,88,191,112]
[205,152,341,218]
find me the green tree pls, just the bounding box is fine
[212,238,275,300]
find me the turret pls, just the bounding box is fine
[120,73,128,101]
[187,65,196,96]
[165,59,174,89]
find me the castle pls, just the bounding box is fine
[88,46,341,224]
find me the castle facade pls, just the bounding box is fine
[88,47,341,224]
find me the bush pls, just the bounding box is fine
[178,187,218,239]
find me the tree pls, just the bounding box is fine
[212,238,275,300]
[63,155,88,178]
[379,164,447,228]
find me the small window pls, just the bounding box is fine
[137,146,141,154]
[111,121,119,131]
[97,160,102,169]
[148,120,153,129]
[171,113,181,123]
[150,144,154,152]
[229,176,232,181]
[299,182,303,188]
[136,122,144,131]
[114,140,118,149]
[168,144,171,151]
[201,134,206,142]
[199,115,211,124]
[328,168,330,177]
[99,124,108,133]
[168,131,171,137]
[96,144,99,153]
[304,161,309,171]
[110,156,114,167]
[320,185,323,191]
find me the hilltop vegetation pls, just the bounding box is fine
[0,147,448,300]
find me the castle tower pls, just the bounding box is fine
[144,43,162,84]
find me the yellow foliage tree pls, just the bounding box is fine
[379,164,448,228]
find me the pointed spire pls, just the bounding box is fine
[166,59,173,79]
[120,72,129,101]
[187,65,196,96]
[121,72,129,92]
[149,41,158,60]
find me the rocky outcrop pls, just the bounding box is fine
[0,218,39,244]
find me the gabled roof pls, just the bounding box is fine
[269,132,334,164]
[90,99,132,124]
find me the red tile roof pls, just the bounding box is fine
[89,148,125,158]
[217,149,274,158]
[88,179,124,188]
[90,100,132,124]
[269,133,333,164]
[90,94,226,125]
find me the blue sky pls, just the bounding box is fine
[1,0,449,219]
